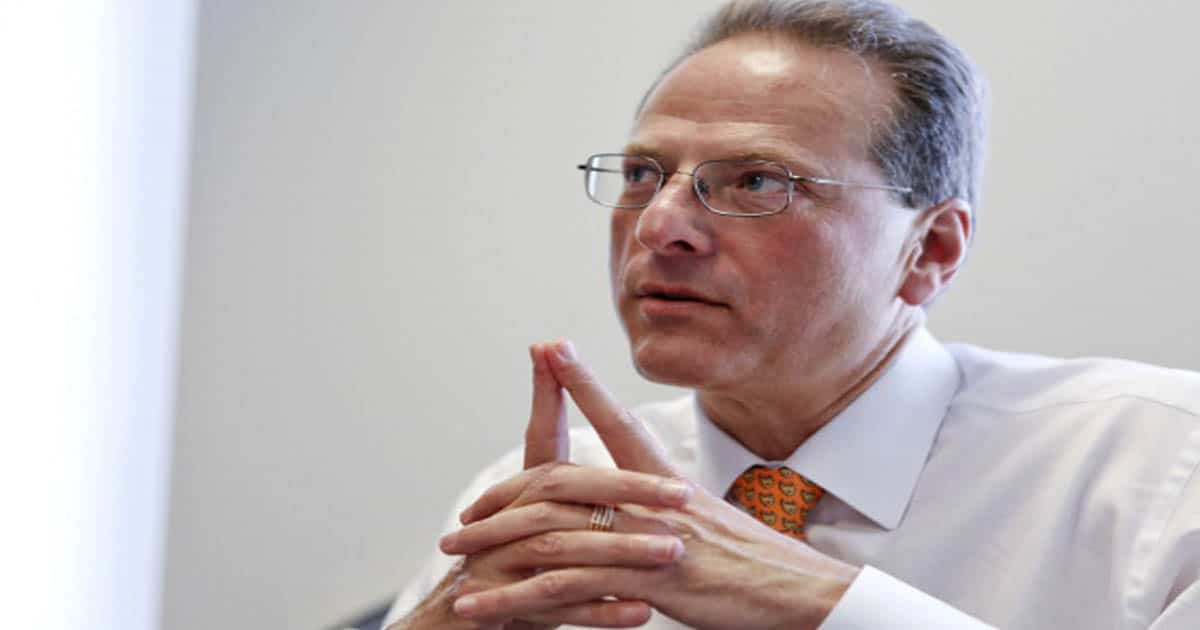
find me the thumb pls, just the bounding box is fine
[523,342,569,469]
[547,340,677,477]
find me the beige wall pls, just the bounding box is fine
[164,1,1200,628]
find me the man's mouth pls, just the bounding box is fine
[634,283,727,307]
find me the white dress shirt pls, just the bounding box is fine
[384,328,1200,629]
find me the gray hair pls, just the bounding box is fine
[640,0,988,211]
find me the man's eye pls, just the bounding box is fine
[624,166,652,183]
[739,172,787,194]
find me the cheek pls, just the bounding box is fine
[841,210,908,290]
[757,213,841,295]
[796,210,909,337]
[741,213,868,332]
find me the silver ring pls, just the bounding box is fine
[588,504,615,532]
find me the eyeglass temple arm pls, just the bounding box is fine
[792,174,913,194]
[579,165,634,175]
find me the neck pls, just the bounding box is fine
[698,311,922,461]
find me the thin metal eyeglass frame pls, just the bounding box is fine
[576,153,914,217]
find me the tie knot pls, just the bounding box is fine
[726,465,825,539]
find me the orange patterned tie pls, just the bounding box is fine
[726,466,825,539]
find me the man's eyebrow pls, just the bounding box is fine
[722,149,795,164]
[622,143,665,159]
[720,145,829,174]
[622,144,786,162]
[622,142,829,176]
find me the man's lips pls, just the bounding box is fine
[633,283,727,307]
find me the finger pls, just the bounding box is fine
[446,515,684,566]
[522,600,652,628]
[498,531,683,569]
[547,340,677,476]
[480,530,684,571]
[524,342,568,469]
[457,464,691,526]
[452,567,650,624]
[446,501,590,554]
[450,488,683,554]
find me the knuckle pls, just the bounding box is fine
[514,465,558,505]
[530,461,562,479]
[534,476,564,496]
[554,359,581,380]
[527,462,555,482]
[526,532,564,558]
[538,460,564,476]
[537,572,571,598]
[559,363,594,388]
[528,502,557,525]
[616,408,640,428]
[660,475,686,491]
[532,468,566,496]
[613,474,640,498]
[651,477,673,500]
[455,576,486,597]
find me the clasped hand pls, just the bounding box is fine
[430,341,857,629]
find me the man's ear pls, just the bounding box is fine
[898,198,972,307]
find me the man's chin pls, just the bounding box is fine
[630,336,721,387]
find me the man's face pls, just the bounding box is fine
[610,33,919,394]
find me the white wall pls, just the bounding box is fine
[164,2,1200,629]
[0,2,194,629]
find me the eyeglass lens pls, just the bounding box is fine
[582,154,792,216]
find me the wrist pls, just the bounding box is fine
[799,562,859,630]
[386,592,475,624]
[388,604,477,630]
[388,561,480,630]
[762,558,858,630]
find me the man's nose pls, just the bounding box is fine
[633,173,715,256]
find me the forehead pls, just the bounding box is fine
[632,33,894,171]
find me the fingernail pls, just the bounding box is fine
[458,508,474,524]
[554,340,577,363]
[453,595,478,616]
[649,537,682,561]
[621,603,650,624]
[438,531,458,551]
[660,480,693,505]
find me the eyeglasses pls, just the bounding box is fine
[576,153,913,217]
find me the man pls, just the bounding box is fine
[384,1,1200,628]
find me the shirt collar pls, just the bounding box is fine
[691,326,961,530]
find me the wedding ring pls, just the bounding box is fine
[588,504,615,532]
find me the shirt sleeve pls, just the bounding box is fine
[1137,420,1200,630]
[817,566,996,630]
